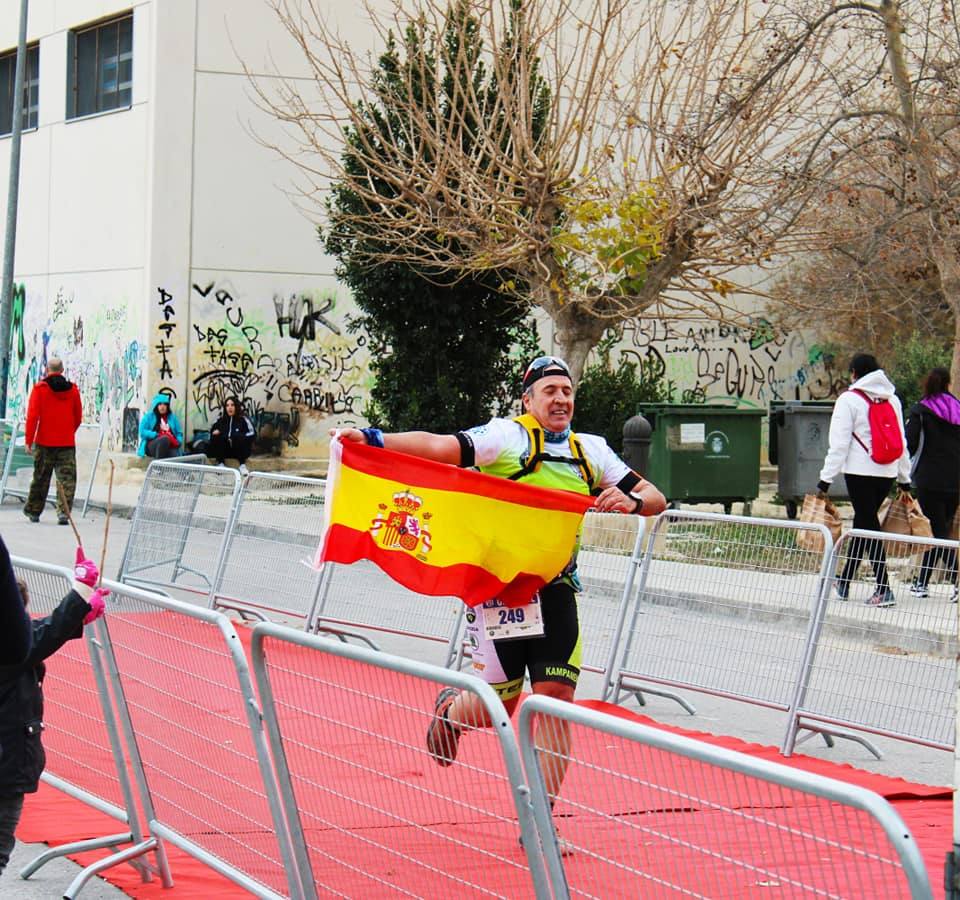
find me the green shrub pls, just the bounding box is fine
[886,333,951,412]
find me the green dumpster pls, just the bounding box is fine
[638,404,764,514]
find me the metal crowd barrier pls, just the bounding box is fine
[604,510,834,719]
[784,529,958,757]
[210,473,326,624]
[519,695,932,898]
[0,420,104,517]
[250,622,554,899]
[576,511,647,678]
[313,560,465,666]
[11,557,170,898]
[452,510,647,679]
[97,579,307,899]
[117,460,242,595]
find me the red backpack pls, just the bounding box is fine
[851,389,904,464]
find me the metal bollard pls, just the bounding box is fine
[622,414,652,476]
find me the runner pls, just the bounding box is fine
[338,355,665,834]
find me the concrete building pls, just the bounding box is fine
[0,0,368,459]
[0,1,840,462]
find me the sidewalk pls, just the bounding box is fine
[81,453,838,518]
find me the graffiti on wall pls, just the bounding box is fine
[188,279,368,454]
[155,287,178,384]
[618,318,847,407]
[7,284,145,449]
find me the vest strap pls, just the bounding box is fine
[509,414,595,487]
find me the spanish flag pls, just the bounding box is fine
[316,437,595,607]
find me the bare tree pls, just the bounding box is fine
[256,0,841,379]
[769,0,960,382]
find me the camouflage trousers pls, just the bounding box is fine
[24,445,77,517]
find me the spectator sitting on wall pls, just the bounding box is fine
[137,394,184,460]
[207,396,255,476]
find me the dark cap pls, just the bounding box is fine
[522,356,572,392]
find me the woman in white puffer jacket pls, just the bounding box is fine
[817,353,912,607]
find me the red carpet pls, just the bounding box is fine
[16,620,952,898]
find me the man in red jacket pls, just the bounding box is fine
[23,358,83,525]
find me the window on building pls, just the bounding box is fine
[0,43,40,136]
[67,13,133,119]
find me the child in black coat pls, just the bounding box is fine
[0,559,108,875]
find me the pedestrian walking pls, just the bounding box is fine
[207,396,255,475]
[336,355,666,849]
[137,394,184,460]
[23,358,83,525]
[905,367,960,601]
[817,353,912,607]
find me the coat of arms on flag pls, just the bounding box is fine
[372,491,433,557]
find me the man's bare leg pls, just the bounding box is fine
[531,681,574,803]
[426,687,522,765]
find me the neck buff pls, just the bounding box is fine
[544,426,571,444]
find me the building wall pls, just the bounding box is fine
[183,1,369,457]
[0,1,151,449]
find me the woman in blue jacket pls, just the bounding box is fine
[137,394,184,459]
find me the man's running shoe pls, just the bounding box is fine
[908,581,929,598]
[426,688,461,766]
[519,829,576,857]
[833,581,849,601]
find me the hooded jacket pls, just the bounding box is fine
[137,393,184,457]
[905,392,960,494]
[24,374,82,448]
[0,538,31,666]
[0,589,91,794]
[819,369,911,485]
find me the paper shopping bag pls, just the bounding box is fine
[880,493,933,556]
[797,493,842,553]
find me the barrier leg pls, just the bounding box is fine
[791,722,882,760]
[618,678,697,715]
[19,832,137,880]
[63,838,171,899]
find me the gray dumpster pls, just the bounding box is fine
[769,401,848,519]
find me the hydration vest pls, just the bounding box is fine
[507,414,596,490]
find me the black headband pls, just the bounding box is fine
[522,356,572,391]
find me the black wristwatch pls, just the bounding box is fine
[629,491,644,514]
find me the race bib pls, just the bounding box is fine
[481,593,544,642]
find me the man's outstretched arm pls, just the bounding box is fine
[336,428,461,465]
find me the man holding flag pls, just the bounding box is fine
[335,355,665,829]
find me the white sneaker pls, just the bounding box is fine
[216,461,226,468]
[239,463,249,476]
